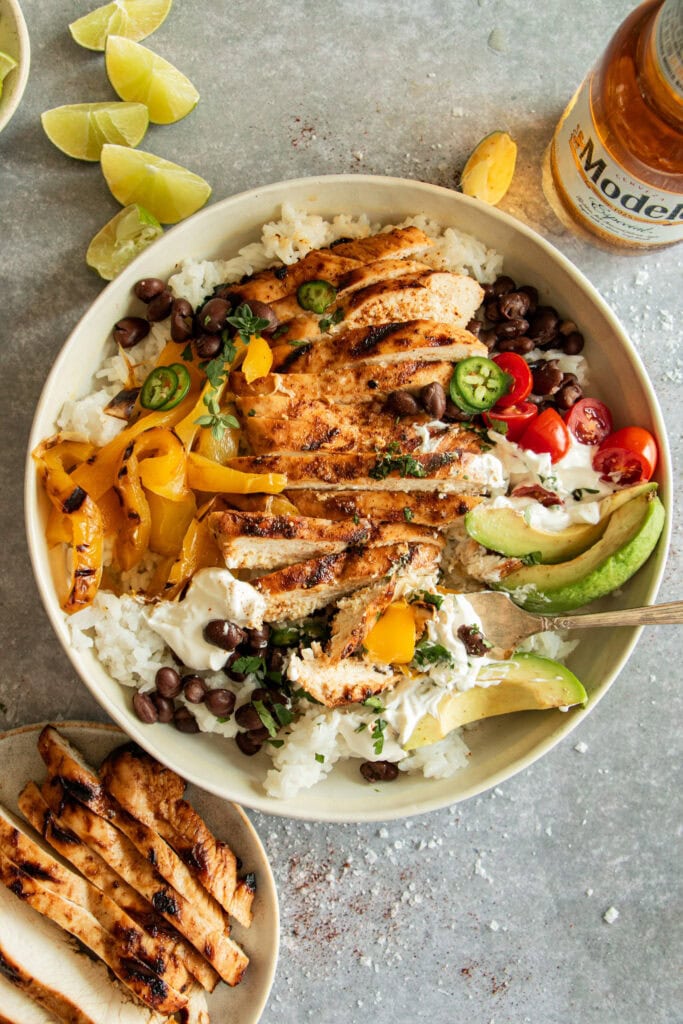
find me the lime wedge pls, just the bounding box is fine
[100,144,211,224]
[0,50,17,98]
[105,35,198,125]
[69,0,173,51]
[41,102,149,162]
[87,204,163,279]
[460,131,517,205]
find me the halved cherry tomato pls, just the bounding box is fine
[483,401,538,442]
[593,426,658,484]
[492,352,533,409]
[518,408,570,463]
[565,398,613,445]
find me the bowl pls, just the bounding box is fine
[25,175,671,822]
[0,0,29,133]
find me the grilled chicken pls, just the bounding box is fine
[209,511,440,571]
[0,974,59,1024]
[37,728,248,987]
[454,536,525,582]
[0,803,194,1006]
[0,883,167,1024]
[253,541,441,621]
[99,744,254,928]
[331,270,483,331]
[287,648,400,707]
[328,226,433,262]
[270,320,485,373]
[17,782,219,994]
[227,447,497,494]
[288,489,482,526]
[326,578,398,662]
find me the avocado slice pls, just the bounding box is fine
[465,482,656,564]
[493,490,665,613]
[404,652,586,750]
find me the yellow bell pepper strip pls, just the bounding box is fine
[97,487,125,537]
[242,334,273,384]
[33,444,103,614]
[364,602,417,665]
[147,490,197,557]
[174,379,224,450]
[113,438,152,571]
[134,428,189,501]
[71,391,197,501]
[195,413,240,463]
[160,501,224,599]
[41,438,96,471]
[45,505,71,547]
[187,452,286,495]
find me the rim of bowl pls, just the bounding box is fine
[23,174,672,821]
[0,0,30,133]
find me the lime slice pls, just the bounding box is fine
[105,35,198,125]
[100,144,211,224]
[41,102,149,162]
[0,50,17,98]
[460,131,518,205]
[69,0,173,51]
[86,204,163,279]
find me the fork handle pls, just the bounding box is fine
[542,600,683,632]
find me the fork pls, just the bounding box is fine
[463,591,683,657]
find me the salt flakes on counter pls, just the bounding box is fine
[603,906,620,925]
[574,741,589,753]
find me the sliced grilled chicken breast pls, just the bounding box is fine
[231,361,455,408]
[326,578,398,662]
[330,270,483,332]
[270,321,485,373]
[0,848,187,1015]
[0,882,167,1024]
[288,489,482,525]
[327,226,433,262]
[253,541,441,621]
[18,782,219,994]
[288,649,400,706]
[0,804,194,1001]
[99,744,254,928]
[0,974,58,1024]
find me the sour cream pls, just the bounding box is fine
[424,593,497,691]
[146,567,266,671]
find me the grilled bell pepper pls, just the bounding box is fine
[364,602,417,664]
[187,452,286,494]
[242,334,274,384]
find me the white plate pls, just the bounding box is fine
[25,175,672,822]
[0,721,280,1024]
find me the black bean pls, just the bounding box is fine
[250,687,272,704]
[555,382,583,409]
[246,726,270,743]
[151,693,175,723]
[134,278,166,303]
[245,299,279,335]
[170,299,194,343]
[420,382,447,420]
[484,299,503,322]
[197,297,230,333]
[146,289,174,322]
[183,675,208,704]
[155,666,182,698]
[195,333,222,359]
[517,285,539,314]
[492,275,516,296]
[113,317,150,350]
[236,732,263,756]
[561,331,584,355]
[224,651,248,682]
[204,688,236,717]
[495,317,529,340]
[532,362,564,396]
[359,761,399,782]
[267,649,286,674]
[479,328,498,350]
[247,625,270,652]
[443,398,474,422]
[133,691,158,724]
[499,291,531,319]
[496,335,535,354]
[465,318,482,337]
[457,624,489,657]
[235,703,263,731]
[203,619,246,651]
[528,306,559,345]
[174,707,199,734]
[385,390,420,417]
[562,372,579,386]
[269,690,289,706]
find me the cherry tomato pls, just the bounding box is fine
[483,401,538,442]
[492,352,533,409]
[565,398,613,445]
[593,426,658,484]
[518,408,571,463]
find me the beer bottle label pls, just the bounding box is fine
[657,0,683,98]
[551,79,683,246]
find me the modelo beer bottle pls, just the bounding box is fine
[545,0,683,249]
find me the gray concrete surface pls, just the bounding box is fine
[1,2,681,1022]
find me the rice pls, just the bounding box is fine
[56,205,569,802]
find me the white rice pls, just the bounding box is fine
[58,206,563,801]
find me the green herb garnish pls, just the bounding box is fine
[363,696,385,711]
[572,487,600,501]
[403,507,414,522]
[226,303,270,344]
[319,308,344,333]
[413,639,453,668]
[409,590,444,610]
[231,655,267,679]
[369,442,427,480]
[253,700,279,738]
[315,752,325,763]
[372,718,387,755]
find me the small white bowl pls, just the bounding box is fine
[0,0,29,133]
[25,176,671,822]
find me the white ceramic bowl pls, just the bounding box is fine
[0,0,29,133]
[25,175,671,822]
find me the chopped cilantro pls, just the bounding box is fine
[231,655,266,679]
[319,308,344,333]
[363,696,385,711]
[273,703,294,727]
[315,752,325,763]
[371,718,387,755]
[180,343,193,362]
[369,442,427,480]
[572,487,600,501]
[413,639,453,668]
[268,738,285,748]
[520,550,543,566]
[409,590,444,610]
[403,506,414,522]
[355,722,368,733]
[253,700,279,738]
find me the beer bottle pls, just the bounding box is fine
[545,0,683,249]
